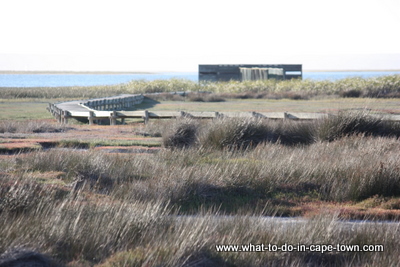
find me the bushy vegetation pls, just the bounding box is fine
[1,131,400,265]
[162,119,199,149]
[316,111,400,141]
[2,103,400,266]
[163,111,400,150]
[1,75,400,99]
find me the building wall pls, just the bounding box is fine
[199,64,302,82]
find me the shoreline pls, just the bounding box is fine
[0,70,158,75]
[1,70,400,75]
[304,69,400,72]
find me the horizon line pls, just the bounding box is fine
[1,69,400,74]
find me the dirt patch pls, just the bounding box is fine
[94,145,161,154]
[0,122,160,154]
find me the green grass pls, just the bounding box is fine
[138,97,400,114]
[0,99,54,120]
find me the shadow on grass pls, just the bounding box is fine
[173,183,307,216]
[171,181,327,217]
[133,97,160,110]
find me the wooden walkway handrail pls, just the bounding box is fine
[48,94,400,125]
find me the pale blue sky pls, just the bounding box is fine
[1,0,399,72]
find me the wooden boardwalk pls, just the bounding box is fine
[48,94,400,125]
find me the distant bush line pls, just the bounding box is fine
[1,75,400,99]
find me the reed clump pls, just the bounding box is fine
[162,111,400,150]
[162,119,199,149]
[316,111,400,142]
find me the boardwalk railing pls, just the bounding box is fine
[81,94,144,111]
[48,94,400,125]
[48,107,400,125]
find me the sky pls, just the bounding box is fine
[0,0,399,72]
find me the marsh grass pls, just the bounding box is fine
[162,119,199,149]
[161,112,400,150]
[2,112,400,265]
[0,120,69,133]
[199,118,317,150]
[316,111,400,141]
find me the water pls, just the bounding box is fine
[0,71,399,87]
[303,71,400,80]
[0,72,197,87]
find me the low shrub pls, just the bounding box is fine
[198,118,272,150]
[197,118,315,150]
[188,93,225,102]
[162,119,199,149]
[188,93,205,102]
[339,89,362,98]
[316,111,400,142]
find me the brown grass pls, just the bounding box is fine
[2,114,400,266]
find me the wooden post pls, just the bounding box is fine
[251,111,261,118]
[284,112,289,120]
[62,110,69,124]
[110,111,117,125]
[88,111,95,125]
[143,110,149,124]
[56,107,62,123]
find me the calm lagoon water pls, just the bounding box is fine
[0,71,399,87]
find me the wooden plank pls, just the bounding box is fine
[188,111,218,118]
[148,111,182,118]
[118,111,149,117]
[287,113,328,120]
[69,111,90,117]
[258,112,287,119]
[93,111,114,117]
[222,112,255,118]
